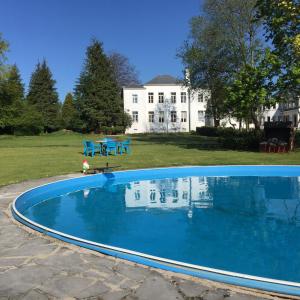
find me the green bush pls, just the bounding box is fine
[99,126,125,135]
[196,126,219,136]
[218,130,264,151]
[196,126,264,150]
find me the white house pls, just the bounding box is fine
[123,75,211,133]
[123,74,300,133]
[260,98,300,128]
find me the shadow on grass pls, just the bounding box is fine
[131,133,224,151]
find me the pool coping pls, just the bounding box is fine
[11,165,300,297]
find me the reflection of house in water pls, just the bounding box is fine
[125,177,213,217]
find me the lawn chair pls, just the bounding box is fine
[102,141,118,156]
[121,138,131,154]
[83,140,102,157]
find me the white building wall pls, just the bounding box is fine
[124,84,210,133]
[124,80,300,132]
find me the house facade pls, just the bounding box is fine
[123,75,211,134]
[123,74,300,133]
[259,98,300,128]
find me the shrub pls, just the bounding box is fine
[218,130,264,151]
[196,126,219,137]
[99,126,125,135]
[196,126,264,151]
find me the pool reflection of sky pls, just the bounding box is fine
[24,176,300,283]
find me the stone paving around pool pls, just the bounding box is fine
[0,175,295,300]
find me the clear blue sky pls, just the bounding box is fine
[0,0,201,100]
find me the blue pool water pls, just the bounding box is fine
[22,174,300,283]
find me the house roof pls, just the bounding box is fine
[144,75,179,85]
[123,83,145,89]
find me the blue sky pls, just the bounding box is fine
[0,0,201,100]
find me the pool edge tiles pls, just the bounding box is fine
[12,166,300,297]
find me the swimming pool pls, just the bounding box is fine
[12,166,300,296]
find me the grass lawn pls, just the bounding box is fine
[0,131,299,186]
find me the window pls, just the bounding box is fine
[171,92,176,103]
[205,95,209,102]
[150,189,156,203]
[135,190,140,201]
[132,94,138,103]
[158,92,164,103]
[148,92,154,103]
[160,190,166,203]
[181,111,187,122]
[181,92,187,103]
[148,111,154,123]
[198,110,205,121]
[159,111,164,123]
[172,190,178,198]
[132,111,138,122]
[198,92,203,102]
[267,116,271,122]
[182,191,188,200]
[171,111,177,122]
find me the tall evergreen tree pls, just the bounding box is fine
[61,92,81,130]
[0,33,9,79]
[27,60,60,132]
[0,64,24,132]
[74,39,123,132]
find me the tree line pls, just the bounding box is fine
[0,37,139,135]
[179,0,299,129]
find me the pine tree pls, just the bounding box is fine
[74,39,123,132]
[0,64,24,133]
[61,93,81,130]
[27,60,60,132]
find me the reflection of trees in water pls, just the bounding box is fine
[74,182,127,243]
[184,177,300,279]
[205,176,300,224]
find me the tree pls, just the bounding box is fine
[14,103,44,135]
[225,49,278,129]
[74,39,123,132]
[108,52,140,91]
[179,0,263,126]
[0,65,24,133]
[27,60,60,132]
[256,0,300,98]
[0,33,9,79]
[61,93,81,130]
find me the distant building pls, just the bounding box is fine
[260,97,300,128]
[123,74,300,133]
[123,75,211,133]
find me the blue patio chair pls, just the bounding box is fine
[121,138,131,154]
[83,140,101,157]
[102,141,118,156]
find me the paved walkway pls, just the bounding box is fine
[0,175,294,299]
